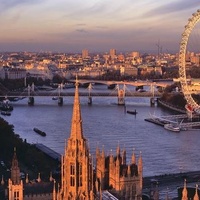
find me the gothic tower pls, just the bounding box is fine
[59,79,94,200]
[8,148,23,200]
[96,145,143,200]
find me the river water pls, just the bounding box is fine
[2,86,200,178]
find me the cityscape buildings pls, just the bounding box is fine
[0,50,184,81]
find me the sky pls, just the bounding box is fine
[0,0,199,53]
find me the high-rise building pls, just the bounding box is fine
[82,49,89,59]
[110,49,117,60]
[131,51,140,58]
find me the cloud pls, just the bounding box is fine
[95,26,108,29]
[76,29,88,33]
[76,23,87,27]
[144,0,199,17]
[0,0,45,12]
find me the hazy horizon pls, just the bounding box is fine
[0,0,199,53]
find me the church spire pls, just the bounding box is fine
[182,179,188,200]
[11,147,20,185]
[70,76,84,139]
[194,184,199,200]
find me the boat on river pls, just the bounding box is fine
[127,110,137,115]
[164,123,180,132]
[33,128,46,136]
[0,100,13,111]
[52,96,58,100]
[1,111,11,116]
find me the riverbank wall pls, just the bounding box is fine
[157,98,186,114]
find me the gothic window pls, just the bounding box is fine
[132,184,136,195]
[79,164,82,175]
[14,191,19,200]
[70,163,75,187]
[78,163,83,187]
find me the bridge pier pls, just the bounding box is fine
[150,98,156,106]
[28,96,34,106]
[88,96,92,105]
[88,83,92,105]
[118,89,125,106]
[58,97,63,106]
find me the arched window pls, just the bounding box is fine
[78,163,83,187]
[70,163,75,186]
[14,191,19,200]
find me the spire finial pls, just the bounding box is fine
[50,171,54,182]
[182,179,188,200]
[117,141,120,156]
[75,74,79,87]
[1,175,4,185]
[37,172,41,183]
[26,173,29,184]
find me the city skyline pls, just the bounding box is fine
[0,0,199,53]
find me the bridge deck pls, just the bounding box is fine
[0,91,162,98]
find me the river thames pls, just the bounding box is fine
[2,87,200,178]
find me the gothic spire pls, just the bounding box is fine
[131,149,136,164]
[11,147,21,185]
[194,184,199,200]
[182,179,188,200]
[70,76,84,140]
[25,173,29,184]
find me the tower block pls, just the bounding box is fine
[96,145,143,199]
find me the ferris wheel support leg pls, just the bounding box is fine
[186,111,193,121]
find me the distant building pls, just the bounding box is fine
[0,67,6,79]
[82,49,89,59]
[118,53,125,62]
[110,49,117,60]
[7,68,27,80]
[120,65,138,77]
[131,51,140,58]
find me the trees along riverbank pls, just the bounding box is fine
[0,117,60,182]
[159,83,200,111]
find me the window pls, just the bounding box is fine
[70,163,75,187]
[78,163,82,187]
[70,164,75,175]
[14,191,19,200]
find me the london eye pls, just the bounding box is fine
[179,9,200,114]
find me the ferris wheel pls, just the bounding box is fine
[179,9,200,114]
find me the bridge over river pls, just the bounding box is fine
[0,79,171,106]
